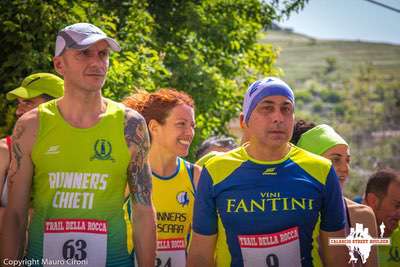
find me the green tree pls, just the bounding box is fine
[0,0,307,159]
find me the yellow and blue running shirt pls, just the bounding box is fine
[193,145,345,267]
[128,157,195,267]
[153,157,196,266]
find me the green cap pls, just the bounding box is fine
[6,73,64,100]
[296,124,348,155]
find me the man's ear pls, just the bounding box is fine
[364,192,379,210]
[239,113,246,129]
[53,56,64,76]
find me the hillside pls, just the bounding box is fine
[255,30,400,197]
[260,30,400,85]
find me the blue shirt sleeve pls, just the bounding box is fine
[320,166,346,232]
[192,167,218,235]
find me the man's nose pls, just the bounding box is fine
[272,110,284,123]
[16,104,27,117]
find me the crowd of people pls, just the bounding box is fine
[0,22,398,267]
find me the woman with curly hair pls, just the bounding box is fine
[123,88,201,267]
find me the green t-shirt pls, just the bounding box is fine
[378,225,400,267]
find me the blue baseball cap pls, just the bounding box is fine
[243,77,295,123]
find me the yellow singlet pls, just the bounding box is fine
[125,157,195,267]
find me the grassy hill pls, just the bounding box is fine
[260,30,400,85]
[256,30,400,197]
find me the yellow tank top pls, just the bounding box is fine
[30,99,133,267]
[153,157,195,241]
[126,157,195,267]
[154,157,195,266]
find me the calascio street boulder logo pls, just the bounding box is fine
[329,223,391,264]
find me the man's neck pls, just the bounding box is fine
[245,141,291,162]
[57,89,106,128]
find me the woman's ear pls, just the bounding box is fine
[148,119,159,137]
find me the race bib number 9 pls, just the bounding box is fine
[43,219,107,267]
[238,226,301,267]
[156,238,186,267]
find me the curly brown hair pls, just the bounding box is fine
[123,88,194,126]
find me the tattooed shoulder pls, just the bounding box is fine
[124,107,149,149]
[7,109,39,192]
[124,107,152,206]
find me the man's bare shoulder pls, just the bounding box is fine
[346,198,375,215]
[124,107,145,122]
[345,198,377,230]
[123,107,148,148]
[12,108,40,147]
[0,138,10,161]
[0,138,8,151]
[17,108,40,126]
[0,138,10,175]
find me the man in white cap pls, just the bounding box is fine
[0,73,64,226]
[0,23,156,267]
[188,77,348,267]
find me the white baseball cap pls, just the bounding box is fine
[55,22,121,56]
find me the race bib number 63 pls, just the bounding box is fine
[43,219,108,267]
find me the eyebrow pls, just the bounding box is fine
[259,100,292,105]
[328,153,350,157]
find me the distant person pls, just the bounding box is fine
[0,22,156,267]
[0,72,64,228]
[188,77,348,267]
[364,169,400,267]
[123,88,201,267]
[292,121,378,267]
[195,136,238,167]
[353,195,363,204]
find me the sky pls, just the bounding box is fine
[278,0,400,45]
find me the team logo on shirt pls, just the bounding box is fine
[91,139,114,162]
[45,145,60,155]
[176,191,189,207]
[263,167,277,175]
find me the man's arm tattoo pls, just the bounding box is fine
[125,109,152,206]
[7,123,25,192]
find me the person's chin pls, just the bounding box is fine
[87,75,105,84]
[267,132,288,139]
[266,136,288,145]
[177,150,189,158]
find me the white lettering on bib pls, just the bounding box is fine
[238,226,301,267]
[43,219,107,267]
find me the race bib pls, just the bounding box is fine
[238,226,301,267]
[156,238,186,267]
[43,219,107,267]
